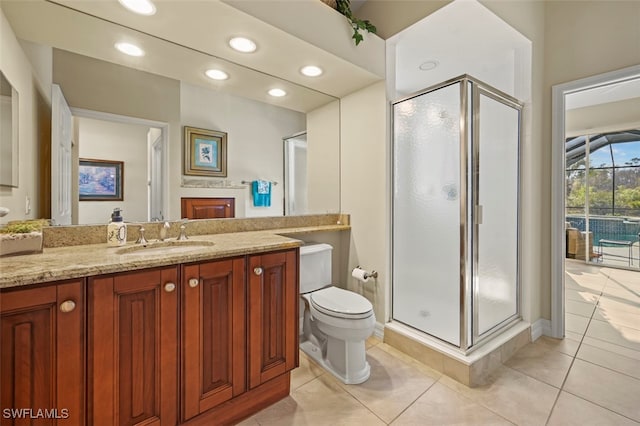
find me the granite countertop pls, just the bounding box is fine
[0,224,350,289]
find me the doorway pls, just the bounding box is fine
[72,111,168,224]
[283,132,308,216]
[551,64,640,338]
[51,89,168,225]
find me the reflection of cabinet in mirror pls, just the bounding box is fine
[181,197,235,219]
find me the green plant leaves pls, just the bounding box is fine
[336,0,377,46]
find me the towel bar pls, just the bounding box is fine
[241,180,278,185]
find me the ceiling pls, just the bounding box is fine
[388,0,531,99]
[566,77,640,110]
[1,0,384,112]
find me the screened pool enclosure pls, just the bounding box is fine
[565,130,640,268]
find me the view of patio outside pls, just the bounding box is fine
[565,132,640,269]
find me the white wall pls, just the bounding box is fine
[307,100,341,214]
[0,10,51,224]
[178,81,305,217]
[388,1,528,100]
[340,81,388,324]
[77,117,149,224]
[481,0,546,326]
[542,1,640,322]
[566,98,640,137]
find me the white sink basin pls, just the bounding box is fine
[116,240,215,256]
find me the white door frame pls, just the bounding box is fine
[550,64,640,338]
[149,132,164,220]
[70,108,169,222]
[283,132,307,216]
[51,84,73,225]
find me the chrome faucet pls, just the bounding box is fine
[159,221,170,241]
[135,226,149,245]
[176,219,189,241]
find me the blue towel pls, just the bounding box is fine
[252,180,271,207]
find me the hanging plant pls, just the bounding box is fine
[332,0,377,46]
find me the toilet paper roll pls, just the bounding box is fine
[351,267,370,283]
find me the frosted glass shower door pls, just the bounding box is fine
[474,90,520,337]
[393,83,463,346]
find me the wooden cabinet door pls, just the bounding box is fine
[181,197,235,219]
[1,279,84,425]
[181,258,246,421]
[88,267,178,426]
[248,249,299,389]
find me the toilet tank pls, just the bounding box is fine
[299,243,333,293]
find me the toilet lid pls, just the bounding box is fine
[310,287,373,319]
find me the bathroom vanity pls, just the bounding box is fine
[0,216,349,425]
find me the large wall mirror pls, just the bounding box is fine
[1,0,346,225]
[0,70,18,188]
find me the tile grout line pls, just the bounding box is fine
[559,387,640,424]
[350,341,393,425]
[544,282,604,426]
[385,380,438,425]
[434,374,519,426]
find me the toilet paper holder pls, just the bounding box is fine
[356,266,378,279]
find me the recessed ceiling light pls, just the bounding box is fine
[118,0,156,16]
[300,65,324,77]
[300,65,323,77]
[419,60,439,71]
[229,37,257,53]
[115,42,145,57]
[268,88,287,97]
[205,69,229,81]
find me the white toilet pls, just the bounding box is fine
[299,243,376,384]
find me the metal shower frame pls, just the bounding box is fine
[391,74,524,353]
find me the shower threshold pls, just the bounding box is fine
[384,320,530,387]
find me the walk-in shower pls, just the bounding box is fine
[392,75,523,352]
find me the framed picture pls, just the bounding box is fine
[79,158,124,201]
[184,126,227,177]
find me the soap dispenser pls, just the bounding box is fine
[107,208,127,246]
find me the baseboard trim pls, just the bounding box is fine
[374,321,385,340]
[531,318,552,341]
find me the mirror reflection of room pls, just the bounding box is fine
[0,1,342,226]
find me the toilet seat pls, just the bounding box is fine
[310,286,373,319]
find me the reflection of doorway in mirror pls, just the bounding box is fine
[0,71,18,188]
[66,109,168,224]
[284,133,308,216]
[149,129,164,221]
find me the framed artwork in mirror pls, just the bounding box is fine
[79,158,124,201]
[184,126,227,177]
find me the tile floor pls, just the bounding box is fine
[240,260,640,425]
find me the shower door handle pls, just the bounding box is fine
[475,205,483,225]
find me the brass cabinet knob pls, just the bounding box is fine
[188,278,199,288]
[164,282,176,292]
[253,267,263,276]
[59,300,76,313]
